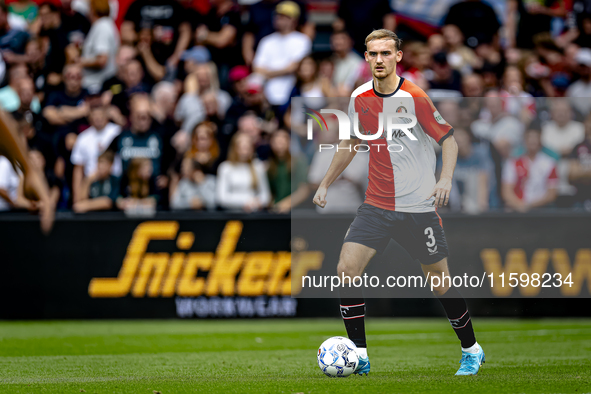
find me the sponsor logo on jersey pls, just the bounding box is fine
[433,110,446,125]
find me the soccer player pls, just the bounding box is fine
[312,29,484,376]
[0,109,54,233]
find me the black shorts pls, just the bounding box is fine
[343,203,449,265]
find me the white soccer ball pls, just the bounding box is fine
[317,336,359,377]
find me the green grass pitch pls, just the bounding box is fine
[0,318,590,393]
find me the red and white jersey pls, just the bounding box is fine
[502,153,558,205]
[348,77,454,212]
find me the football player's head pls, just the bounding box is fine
[364,29,403,80]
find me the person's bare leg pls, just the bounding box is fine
[0,110,54,233]
[337,242,376,370]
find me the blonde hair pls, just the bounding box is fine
[90,0,110,18]
[365,29,402,51]
[227,133,258,191]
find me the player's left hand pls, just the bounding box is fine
[427,177,452,207]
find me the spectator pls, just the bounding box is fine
[267,128,309,213]
[0,156,22,211]
[508,0,566,50]
[8,0,38,25]
[443,0,501,49]
[0,64,40,113]
[60,0,91,38]
[236,112,272,161]
[439,128,490,213]
[428,52,463,97]
[110,59,150,118]
[43,63,90,137]
[242,0,313,67]
[100,44,136,105]
[267,128,290,205]
[400,42,431,90]
[220,72,275,159]
[462,73,485,97]
[72,149,119,212]
[121,0,191,69]
[307,120,368,213]
[185,121,220,175]
[333,0,395,55]
[216,132,270,212]
[252,1,311,106]
[330,30,364,96]
[71,103,121,203]
[568,112,591,210]
[567,48,591,116]
[36,3,79,87]
[183,61,232,116]
[542,99,585,157]
[108,94,164,178]
[170,157,216,210]
[117,157,159,211]
[500,66,536,124]
[24,38,46,90]
[0,3,30,59]
[291,55,333,99]
[502,127,558,212]
[12,109,53,168]
[28,148,61,211]
[150,81,180,177]
[78,0,119,93]
[442,24,479,75]
[193,0,241,87]
[471,91,525,159]
[13,75,41,117]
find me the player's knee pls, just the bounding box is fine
[336,260,361,279]
[431,282,450,297]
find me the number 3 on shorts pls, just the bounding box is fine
[424,227,436,247]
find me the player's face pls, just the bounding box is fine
[365,39,402,80]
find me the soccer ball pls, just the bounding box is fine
[317,336,359,377]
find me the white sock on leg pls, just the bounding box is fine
[462,342,480,354]
[356,347,368,359]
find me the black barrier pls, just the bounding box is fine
[0,212,590,319]
[0,212,294,319]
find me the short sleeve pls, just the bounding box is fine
[252,38,269,68]
[502,159,517,184]
[288,35,311,63]
[70,137,86,166]
[414,96,454,144]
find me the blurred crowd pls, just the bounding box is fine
[0,0,591,216]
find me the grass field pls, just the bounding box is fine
[0,318,590,393]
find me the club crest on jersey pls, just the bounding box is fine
[396,106,407,113]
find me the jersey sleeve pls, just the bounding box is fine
[502,159,517,185]
[414,96,454,145]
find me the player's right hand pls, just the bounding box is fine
[313,186,328,208]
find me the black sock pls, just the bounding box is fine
[437,287,476,348]
[339,286,366,348]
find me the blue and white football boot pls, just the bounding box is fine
[455,346,485,376]
[354,356,370,376]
